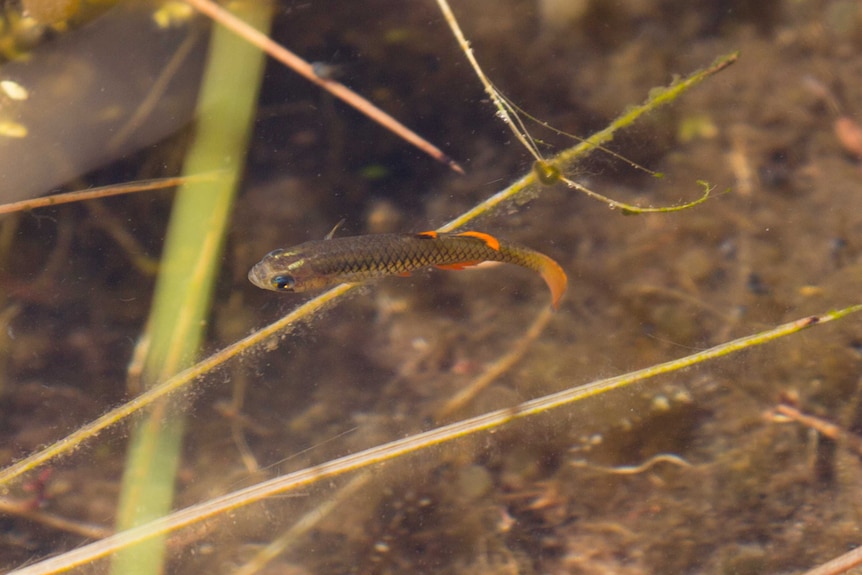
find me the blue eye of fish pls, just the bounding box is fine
[271,275,296,290]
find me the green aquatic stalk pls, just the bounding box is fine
[11,305,862,575]
[110,3,271,574]
[440,51,738,230]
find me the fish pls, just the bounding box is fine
[248,230,567,309]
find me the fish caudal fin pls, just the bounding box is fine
[537,254,567,310]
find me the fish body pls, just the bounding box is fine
[248,231,567,309]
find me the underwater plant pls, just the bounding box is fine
[1,2,861,575]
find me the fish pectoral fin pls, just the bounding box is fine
[435,260,482,271]
[397,271,412,277]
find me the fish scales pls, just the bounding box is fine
[301,234,495,277]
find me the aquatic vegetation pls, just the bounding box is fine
[1,2,862,575]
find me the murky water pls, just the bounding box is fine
[2,1,861,573]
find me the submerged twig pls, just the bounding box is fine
[107,27,203,151]
[801,545,862,575]
[436,0,736,213]
[434,0,542,162]
[0,284,355,487]
[772,404,862,457]
[570,454,693,475]
[0,175,217,215]
[0,497,111,540]
[440,52,738,231]
[436,305,554,419]
[234,473,372,575]
[9,306,860,575]
[182,0,464,174]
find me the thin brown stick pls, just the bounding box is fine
[182,0,464,174]
[436,305,553,419]
[800,545,862,575]
[434,0,542,163]
[0,497,112,540]
[6,308,857,574]
[234,473,371,575]
[773,404,862,456]
[108,28,203,151]
[0,176,211,216]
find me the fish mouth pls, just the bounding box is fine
[247,263,270,290]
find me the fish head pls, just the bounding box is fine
[247,246,329,293]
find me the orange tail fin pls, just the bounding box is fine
[537,255,567,310]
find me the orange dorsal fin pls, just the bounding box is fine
[454,231,500,251]
[417,230,501,251]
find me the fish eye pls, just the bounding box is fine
[271,275,295,291]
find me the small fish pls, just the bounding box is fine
[248,231,567,309]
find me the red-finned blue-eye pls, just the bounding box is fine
[248,231,567,309]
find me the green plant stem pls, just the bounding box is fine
[110,3,271,574]
[13,305,862,575]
